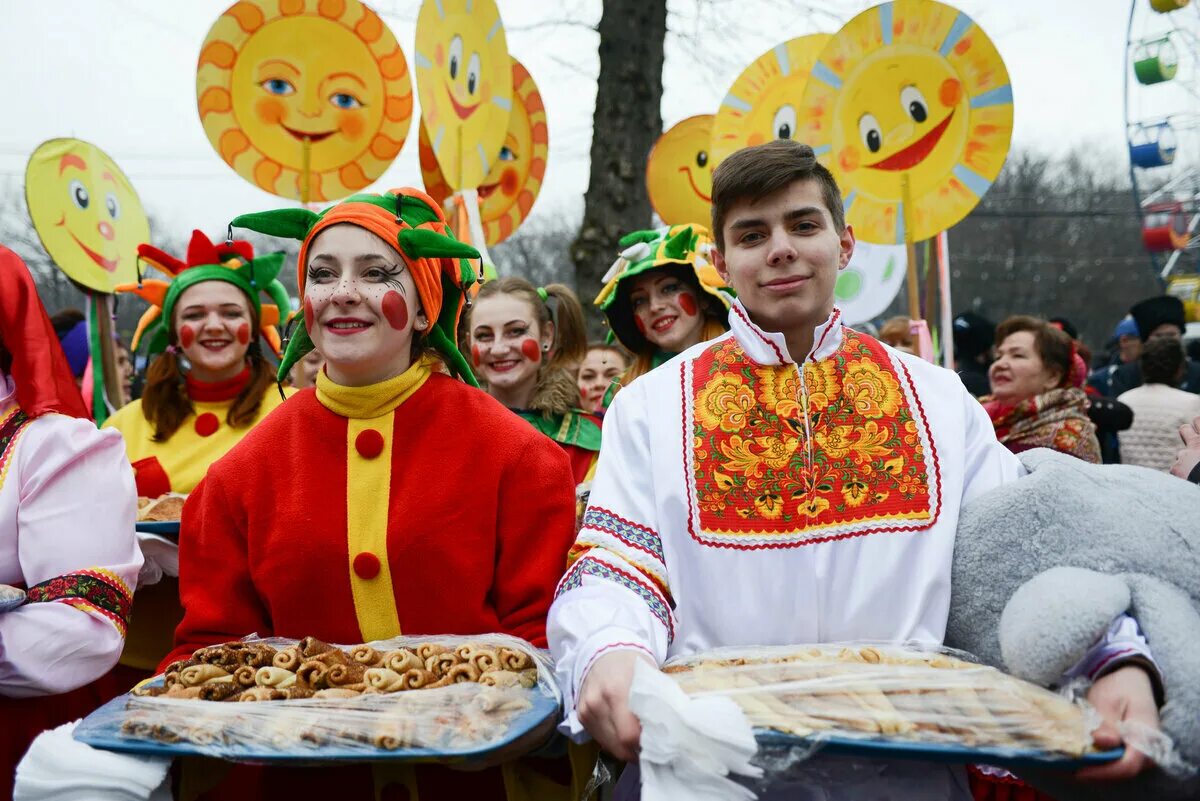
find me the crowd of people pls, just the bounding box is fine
[0,141,1194,800]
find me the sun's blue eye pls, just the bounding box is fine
[498,146,515,161]
[330,93,362,110]
[262,79,295,96]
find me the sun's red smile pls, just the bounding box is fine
[448,91,480,121]
[281,124,336,143]
[866,109,955,172]
[58,217,118,272]
[678,166,712,202]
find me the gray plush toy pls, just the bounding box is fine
[947,447,1199,800]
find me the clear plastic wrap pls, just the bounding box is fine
[663,643,1101,763]
[74,633,560,764]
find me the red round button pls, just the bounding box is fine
[355,429,384,458]
[353,552,381,580]
[194,412,219,437]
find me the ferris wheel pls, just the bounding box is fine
[1124,0,1200,300]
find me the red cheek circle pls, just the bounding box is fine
[500,167,520,197]
[471,345,482,367]
[303,298,314,330]
[381,291,409,331]
[179,325,195,349]
[236,323,251,345]
[634,316,647,335]
[940,78,962,108]
[520,339,542,362]
[678,293,699,317]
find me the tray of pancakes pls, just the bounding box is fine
[74,634,560,764]
[663,644,1121,771]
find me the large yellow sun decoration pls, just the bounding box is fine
[25,138,150,294]
[710,34,831,170]
[646,115,716,227]
[197,0,412,202]
[419,57,548,246]
[798,0,1013,244]
[414,0,513,192]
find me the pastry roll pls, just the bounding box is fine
[497,647,534,671]
[238,687,287,702]
[365,667,406,693]
[232,665,259,687]
[273,646,304,671]
[326,662,366,687]
[425,652,461,677]
[400,668,436,690]
[255,666,298,688]
[314,687,362,699]
[296,660,331,689]
[350,645,383,667]
[416,643,450,661]
[179,664,230,687]
[384,649,424,674]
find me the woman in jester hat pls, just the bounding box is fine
[161,188,582,801]
[106,230,292,499]
[595,224,733,406]
[0,246,141,800]
[102,231,293,679]
[468,277,602,486]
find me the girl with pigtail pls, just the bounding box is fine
[468,277,603,486]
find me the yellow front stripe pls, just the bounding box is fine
[346,414,402,641]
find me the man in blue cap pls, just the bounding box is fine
[1109,295,1200,397]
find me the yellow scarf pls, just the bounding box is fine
[315,357,433,419]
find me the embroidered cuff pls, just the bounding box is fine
[25,568,133,636]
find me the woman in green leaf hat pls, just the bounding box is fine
[595,224,733,406]
[160,188,581,801]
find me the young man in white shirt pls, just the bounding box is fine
[548,140,1159,798]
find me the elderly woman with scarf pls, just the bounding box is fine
[983,315,1102,463]
[161,189,580,801]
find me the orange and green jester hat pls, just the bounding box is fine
[228,188,482,387]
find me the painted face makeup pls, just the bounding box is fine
[303,223,422,387]
[174,280,253,382]
[627,271,707,354]
[578,347,629,412]
[470,293,547,406]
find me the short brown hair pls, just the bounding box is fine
[994,315,1073,386]
[1141,336,1185,385]
[711,140,845,251]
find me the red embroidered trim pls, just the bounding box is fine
[810,309,841,358]
[186,367,251,402]
[731,303,786,364]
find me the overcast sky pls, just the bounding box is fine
[0,0,1175,245]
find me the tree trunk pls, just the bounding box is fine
[571,0,666,326]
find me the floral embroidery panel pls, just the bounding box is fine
[686,330,940,548]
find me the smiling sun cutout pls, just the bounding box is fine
[197,0,412,202]
[646,115,715,227]
[798,0,1013,244]
[711,34,831,170]
[25,139,150,294]
[415,0,513,192]
[419,56,548,245]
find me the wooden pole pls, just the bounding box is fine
[923,237,939,336]
[901,173,920,321]
[301,138,312,205]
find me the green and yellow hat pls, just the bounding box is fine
[118,230,289,358]
[228,187,481,386]
[594,224,734,352]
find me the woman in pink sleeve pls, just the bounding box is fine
[0,246,142,801]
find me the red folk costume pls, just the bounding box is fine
[165,190,581,801]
